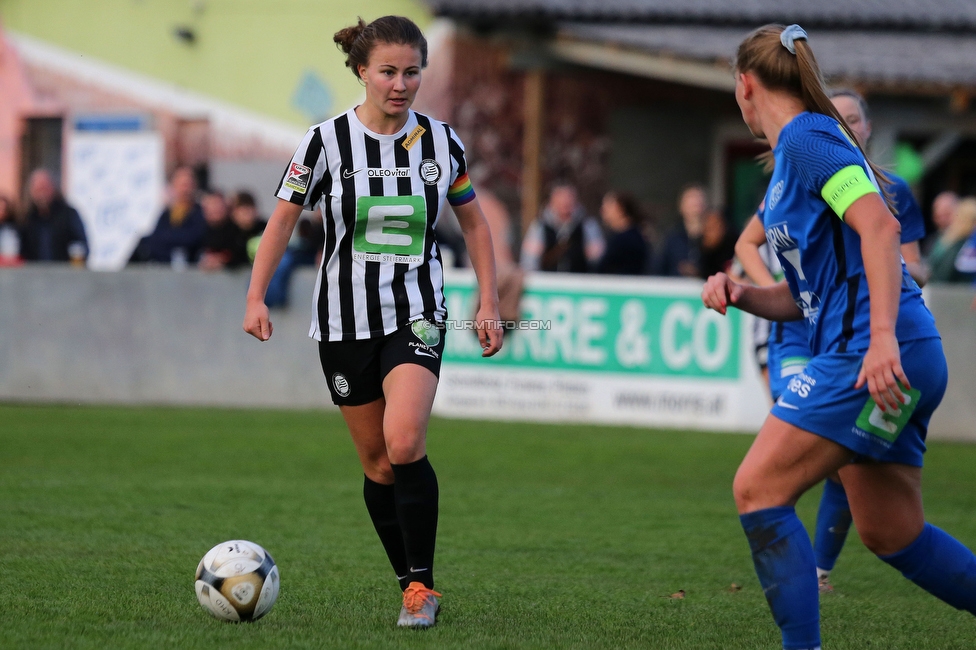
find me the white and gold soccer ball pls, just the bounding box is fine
[194,540,280,622]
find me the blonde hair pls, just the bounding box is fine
[735,25,893,208]
[943,197,976,244]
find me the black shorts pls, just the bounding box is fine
[318,319,446,406]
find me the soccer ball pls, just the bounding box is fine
[194,540,280,622]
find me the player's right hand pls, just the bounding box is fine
[243,300,273,341]
[701,272,745,316]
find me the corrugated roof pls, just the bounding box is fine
[560,24,976,87]
[427,0,976,31]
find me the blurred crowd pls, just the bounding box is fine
[2,165,975,309]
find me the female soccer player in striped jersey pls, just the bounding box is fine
[243,15,503,628]
[736,87,931,593]
[703,24,976,650]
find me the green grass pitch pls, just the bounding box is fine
[3,404,975,649]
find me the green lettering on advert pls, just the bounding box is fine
[441,282,739,378]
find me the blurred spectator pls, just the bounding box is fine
[20,169,88,264]
[478,187,524,324]
[435,208,467,268]
[654,183,707,277]
[0,194,23,266]
[953,224,976,282]
[228,191,267,268]
[699,210,738,279]
[198,190,237,272]
[132,166,206,266]
[924,191,959,255]
[927,197,976,283]
[265,212,324,309]
[520,183,604,273]
[597,190,648,275]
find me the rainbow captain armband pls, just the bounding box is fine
[821,165,878,219]
[447,173,476,206]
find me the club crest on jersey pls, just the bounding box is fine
[768,180,785,212]
[419,159,441,185]
[332,373,350,398]
[284,162,311,193]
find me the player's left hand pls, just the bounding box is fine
[855,330,910,412]
[474,304,503,357]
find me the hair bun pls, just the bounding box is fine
[333,18,366,54]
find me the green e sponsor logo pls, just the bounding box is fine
[854,386,922,443]
[353,196,427,263]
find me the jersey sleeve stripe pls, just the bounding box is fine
[447,173,476,206]
[276,127,325,206]
[445,125,467,177]
[821,164,878,219]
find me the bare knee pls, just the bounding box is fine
[733,469,764,514]
[858,522,923,557]
[362,453,394,484]
[733,467,795,514]
[385,426,426,465]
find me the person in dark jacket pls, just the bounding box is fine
[134,166,207,265]
[654,183,707,277]
[20,169,88,263]
[520,183,604,273]
[597,190,649,275]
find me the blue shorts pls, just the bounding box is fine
[767,321,811,402]
[770,337,947,466]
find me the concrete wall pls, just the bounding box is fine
[0,265,331,409]
[2,266,974,441]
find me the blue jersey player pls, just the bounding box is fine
[736,86,932,595]
[810,88,931,592]
[703,24,976,650]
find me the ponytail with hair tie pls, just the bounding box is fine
[779,24,807,55]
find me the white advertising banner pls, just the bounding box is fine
[67,131,164,271]
[434,271,770,432]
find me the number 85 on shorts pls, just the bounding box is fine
[353,196,428,264]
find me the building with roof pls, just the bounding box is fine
[425,0,976,234]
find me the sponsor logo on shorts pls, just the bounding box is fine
[412,345,439,360]
[284,162,311,193]
[410,319,441,347]
[775,396,800,410]
[419,159,441,185]
[853,387,921,444]
[783,371,816,399]
[332,373,350,398]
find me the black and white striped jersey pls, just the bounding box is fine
[276,108,476,342]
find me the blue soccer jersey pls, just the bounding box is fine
[761,112,938,356]
[890,174,927,245]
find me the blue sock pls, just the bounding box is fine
[880,523,976,614]
[740,507,821,650]
[813,478,852,573]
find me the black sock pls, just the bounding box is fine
[391,456,439,589]
[363,475,410,591]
